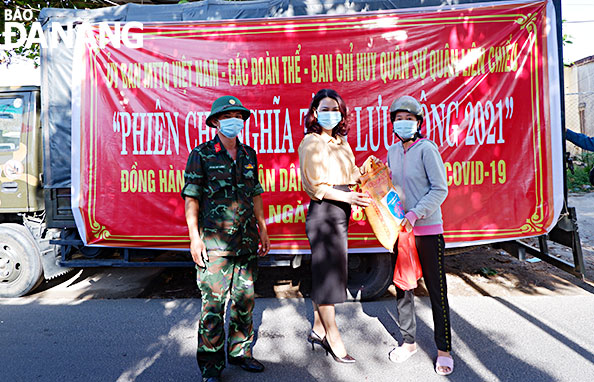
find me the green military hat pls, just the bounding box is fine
[206,95,251,127]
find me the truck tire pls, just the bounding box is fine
[347,252,395,301]
[0,224,44,298]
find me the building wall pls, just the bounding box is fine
[564,65,579,155]
[577,60,594,136]
[564,55,594,156]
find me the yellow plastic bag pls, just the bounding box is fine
[359,160,405,251]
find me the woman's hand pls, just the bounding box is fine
[360,155,382,174]
[367,155,381,165]
[348,191,371,207]
[400,218,413,233]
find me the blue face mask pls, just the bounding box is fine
[317,111,342,130]
[218,118,244,138]
[393,120,418,140]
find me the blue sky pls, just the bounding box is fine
[562,0,594,63]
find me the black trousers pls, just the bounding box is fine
[395,234,452,352]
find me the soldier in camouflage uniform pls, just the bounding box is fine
[181,95,270,382]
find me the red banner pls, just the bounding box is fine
[71,0,563,251]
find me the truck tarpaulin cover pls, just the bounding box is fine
[70,0,563,251]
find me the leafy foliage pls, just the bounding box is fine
[567,152,594,193]
[1,1,115,66]
[561,19,573,46]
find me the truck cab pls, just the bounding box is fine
[0,87,43,215]
[0,86,48,297]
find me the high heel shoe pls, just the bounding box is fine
[321,337,356,363]
[307,330,324,350]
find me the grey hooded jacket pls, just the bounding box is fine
[386,138,448,232]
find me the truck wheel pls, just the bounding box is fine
[0,224,44,298]
[347,252,395,301]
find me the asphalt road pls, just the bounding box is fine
[1,196,592,381]
[570,192,594,244]
[1,295,593,382]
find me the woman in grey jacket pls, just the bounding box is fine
[385,95,453,376]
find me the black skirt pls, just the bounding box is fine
[306,185,351,305]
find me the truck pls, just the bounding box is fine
[0,0,584,299]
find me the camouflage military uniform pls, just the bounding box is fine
[181,134,263,378]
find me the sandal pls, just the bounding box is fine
[435,355,454,376]
[388,346,417,363]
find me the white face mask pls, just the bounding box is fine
[317,111,342,130]
[218,118,244,138]
[393,120,418,140]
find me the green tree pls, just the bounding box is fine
[1,1,115,65]
[561,19,573,47]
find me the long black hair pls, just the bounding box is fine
[304,89,349,137]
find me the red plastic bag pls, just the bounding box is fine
[393,231,423,290]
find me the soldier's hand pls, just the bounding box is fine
[258,228,270,257]
[190,237,208,267]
